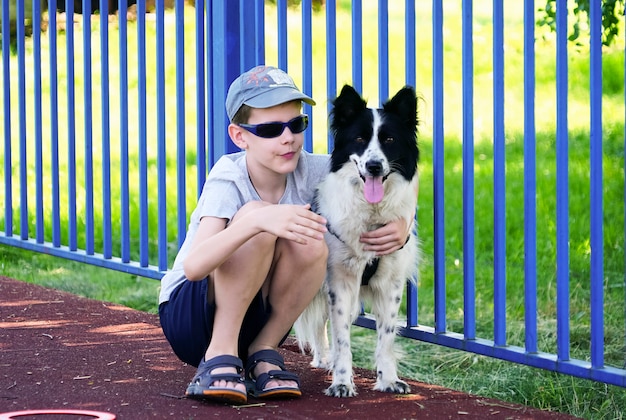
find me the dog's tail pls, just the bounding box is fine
[293,288,331,369]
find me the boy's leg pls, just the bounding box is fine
[159,279,214,367]
[247,233,328,390]
[205,235,275,358]
[200,202,278,392]
[196,201,327,393]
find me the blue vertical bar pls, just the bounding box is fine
[326,0,337,151]
[49,0,60,247]
[210,0,240,163]
[1,0,12,236]
[83,0,94,255]
[492,0,506,347]
[17,0,28,240]
[156,0,168,270]
[196,0,206,197]
[302,0,314,152]
[239,0,249,68]
[405,0,417,327]
[206,3,213,168]
[66,0,77,250]
[555,0,570,361]
[100,0,112,259]
[137,0,149,267]
[175,0,187,249]
[255,0,265,64]
[433,0,446,334]
[405,0,416,88]
[240,0,256,71]
[462,0,475,340]
[236,0,262,76]
[119,0,130,262]
[277,0,288,70]
[378,0,388,104]
[33,0,44,243]
[589,0,604,369]
[523,0,538,354]
[351,0,362,93]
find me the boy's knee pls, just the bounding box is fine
[314,238,329,261]
[232,201,269,222]
[293,237,328,266]
[249,230,277,251]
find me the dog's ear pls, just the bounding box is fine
[330,85,367,130]
[383,86,418,131]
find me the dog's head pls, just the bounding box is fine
[329,85,419,204]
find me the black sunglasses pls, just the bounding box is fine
[238,114,309,138]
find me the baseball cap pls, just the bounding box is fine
[225,65,316,121]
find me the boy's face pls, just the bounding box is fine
[230,101,305,176]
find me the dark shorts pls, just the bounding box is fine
[159,278,274,368]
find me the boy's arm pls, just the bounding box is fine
[360,217,413,256]
[183,215,241,281]
[183,204,327,281]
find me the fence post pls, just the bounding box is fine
[208,0,265,165]
[209,0,242,164]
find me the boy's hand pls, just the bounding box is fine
[259,204,327,244]
[360,217,411,256]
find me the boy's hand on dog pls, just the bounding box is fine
[360,217,410,256]
[259,203,327,244]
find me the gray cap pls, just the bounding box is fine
[225,65,316,121]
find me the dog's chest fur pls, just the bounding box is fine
[317,167,416,262]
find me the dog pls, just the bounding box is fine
[295,84,419,397]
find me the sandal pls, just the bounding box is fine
[245,349,302,399]
[185,355,248,404]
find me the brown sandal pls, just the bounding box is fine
[185,355,247,404]
[245,349,302,399]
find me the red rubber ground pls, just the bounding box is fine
[0,276,579,419]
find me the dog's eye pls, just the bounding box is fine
[385,137,394,143]
[356,137,365,143]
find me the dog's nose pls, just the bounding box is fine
[366,160,384,176]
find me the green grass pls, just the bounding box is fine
[1,2,626,419]
[0,244,160,313]
[352,330,626,419]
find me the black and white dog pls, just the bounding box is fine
[295,85,420,397]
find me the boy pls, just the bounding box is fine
[158,65,410,405]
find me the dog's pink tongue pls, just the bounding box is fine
[364,176,384,203]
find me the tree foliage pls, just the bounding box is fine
[538,0,625,47]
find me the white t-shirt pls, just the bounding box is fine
[158,150,330,304]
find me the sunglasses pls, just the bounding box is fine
[238,114,309,138]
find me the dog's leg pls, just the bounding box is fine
[309,289,330,368]
[370,275,411,394]
[325,267,360,397]
[310,319,330,368]
[294,289,330,368]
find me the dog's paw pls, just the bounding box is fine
[325,383,357,398]
[374,379,411,394]
[310,358,330,369]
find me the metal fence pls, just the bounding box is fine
[1,0,625,387]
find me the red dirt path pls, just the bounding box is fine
[0,276,579,419]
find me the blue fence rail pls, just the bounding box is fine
[1,0,625,388]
